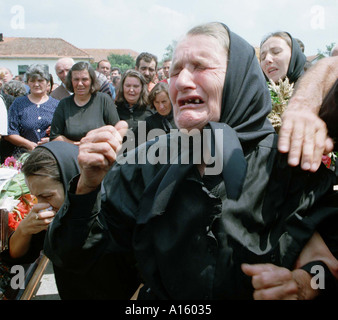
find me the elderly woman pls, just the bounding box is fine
[5,64,59,157]
[49,61,120,144]
[260,31,306,85]
[44,22,338,300]
[115,69,153,132]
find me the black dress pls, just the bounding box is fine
[115,100,153,132]
[44,24,338,300]
[50,92,120,142]
[133,110,177,146]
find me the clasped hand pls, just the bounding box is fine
[76,121,129,194]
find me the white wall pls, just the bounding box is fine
[0,57,91,85]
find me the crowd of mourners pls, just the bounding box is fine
[0,22,337,300]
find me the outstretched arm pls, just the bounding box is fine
[4,134,37,151]
[242,232,338,300]
[278,56,338,172]
[241,263,318,300]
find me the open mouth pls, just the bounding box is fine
[178,97,204,107]
[267,67,278,74]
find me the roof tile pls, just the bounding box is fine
[0,37,92,58]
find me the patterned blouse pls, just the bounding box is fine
[7,95,59,143]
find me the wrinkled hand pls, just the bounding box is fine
[37,137,50,145]
[27,141,38,151]
[278,105,333,172]
[241,263,317,300]
[294,231,338,280]
[76,121,129,194]
[17,202,55,236]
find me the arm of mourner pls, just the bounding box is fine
[241,263,318,300]
[50,134,80,145]
[294,231,338,279]
[37,137,50,145]
[278,56,338,172]
[4,134,37,151]
[242,231,338,300]
[9,203,55,259]
[76,121,128,195]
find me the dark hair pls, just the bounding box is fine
[111,67,121,74]
[115,69,149,107]
[112,75,121,85]
[148,82,171,109]
[65,61,100,94]
[135,52,158,70]
[22,147,61,182]
[48,74,54,94]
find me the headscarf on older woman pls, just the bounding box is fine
[44,23,338,300]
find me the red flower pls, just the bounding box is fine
[7,194,37,231]
[4,156,17,168]
[8,213,20,231]
[322,155,331,168]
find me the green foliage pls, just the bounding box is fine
[317,42,336,59]
[269,87,280,105]
[159,40,177,65]
[107,54,136,74]
[0,172,29,200]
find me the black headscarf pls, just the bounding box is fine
[0,141,80,267]
[209,24,276,199]
[36,141,80,191]
[261,32,306,84]
[286,32,306,84]
[137,23,276,224]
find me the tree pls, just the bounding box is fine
[161,40,177,64]
[317,42,336,59]
[107,54,136,74]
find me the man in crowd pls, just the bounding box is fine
[135,52,157,91]
[97,59,115,98]
[161,58,172,83]
[50,57,74,100]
